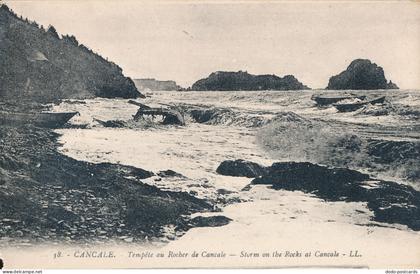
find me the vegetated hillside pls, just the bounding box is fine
[0,5,143,102]
[191,71,310,91]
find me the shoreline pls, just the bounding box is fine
[2,89,420,268]
[0,118,218,247]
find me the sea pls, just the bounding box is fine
[49,89,420,267]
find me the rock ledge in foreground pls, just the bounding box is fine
[217,159,420,231]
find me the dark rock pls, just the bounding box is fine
[386,80,399,89]
[216,188,235,195]
[62,100,87,105]
[191,71,309,91]
[46,206,80,224]
[133,107,185,126]
[0,122,212,244]
[327,59,398,90]
[0,5,143,102]
[249,161,420,230]
[253,162,369,201]
[190,215,232,227]
[157,170,186,178]
[366,181,420,230]
[95,119,127,128]
[94,163,154,179]
[216,159,268,178]
[126,194,209,227]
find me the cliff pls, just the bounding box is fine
[133,78,182,91]
[191,71,310,91]
[327,59,399,90]
[0,5,143,102]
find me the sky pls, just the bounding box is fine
[3,0,420,89]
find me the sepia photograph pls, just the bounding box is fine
[0,0,419,270]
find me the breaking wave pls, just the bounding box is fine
[183,105,313,128]
[257,113,420,187]
[184,107,273,128]
[357,102,420,119]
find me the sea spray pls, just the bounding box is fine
[257,113,420,187]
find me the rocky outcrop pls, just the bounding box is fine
[0,5,143,102]
[0,123,212,244]
[216,159,268,178]
[133,78,182,91]
[386,80,399,89]
[157,169,187,178]
[191,71,309,91]
[252,162,370,199]
[189,216,232,227]
[216,159,420,230]
[327,59,399,90]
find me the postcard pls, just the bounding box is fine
[0,0,419,270]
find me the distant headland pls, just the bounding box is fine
[133,78,182,91]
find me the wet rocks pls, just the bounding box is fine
[94,119,127,128]
[94,162,154,179]
[125,195,209,228]
[254,161,420,230]
[130,101,185,126]
[365,181,420,230]
[157,169,186,178]
[216,159,268,178]
[190,215,232,227]
[217,159,420,230]
[0,123,213,244]
[46,206,81,224]
[253,162,370,201]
